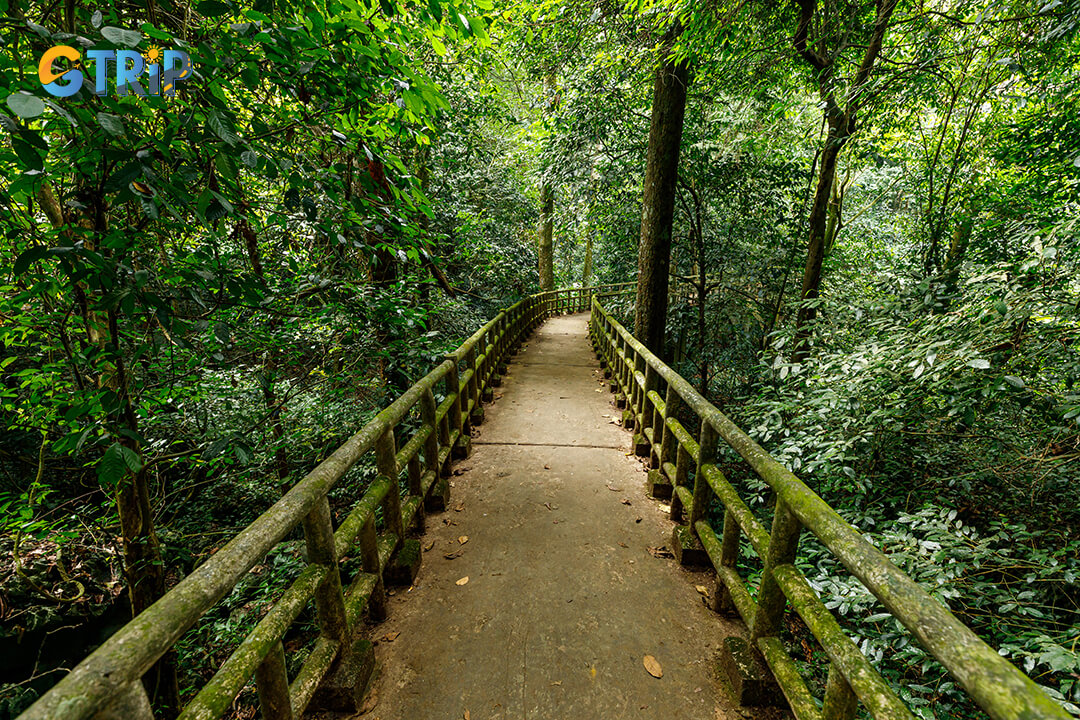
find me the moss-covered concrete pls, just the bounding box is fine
[646,468,673,500]
[385,538,422,587]
[717,636,781,708]
[671,524,709,567]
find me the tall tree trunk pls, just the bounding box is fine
[538,182,554,290]
[792,123,847,360]
[581,232,593,286]
[634,31,689,355]
[538,70,557,291]
[789,0,898,362]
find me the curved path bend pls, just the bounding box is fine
[357,314,765,720]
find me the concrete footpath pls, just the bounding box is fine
[360,313,756,720]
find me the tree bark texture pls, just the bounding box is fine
[634,42,689,355]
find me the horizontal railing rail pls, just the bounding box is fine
[18,284,628,720]
[589,297,1068,720]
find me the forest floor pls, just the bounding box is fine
[325,314,784,720]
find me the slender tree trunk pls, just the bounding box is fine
[789,0,898,362]
[792,125,846,361]
[538,70,557,291]
[582,232,593,286]
[538,182,554,290]
[634,32,690,355]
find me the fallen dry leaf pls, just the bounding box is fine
[453,503,465,512]
[643,655,663,678]
[458,535,469,545]
[464,711,470,720]
[606,484,622,492]
[456,576,469,586]
[621,498,632,506]
[444,550,463,560]
[618,542,629,548]
[382,631,400,643]
[695,585,709,597]
[649,546,675,559]
[423,539,435,552]
[443,518,458,526]
[550,681,562,687]
[544,464,551,469]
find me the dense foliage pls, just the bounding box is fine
[2,0,1078,718]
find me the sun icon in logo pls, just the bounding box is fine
[144,45,163,64]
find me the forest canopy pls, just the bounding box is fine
[1,0,1078,717]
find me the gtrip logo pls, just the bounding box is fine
[39,44,192,98]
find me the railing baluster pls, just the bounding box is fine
[90,681,153,720]
[301,496,348,644]
[360,515,386,622]
[421,387,440,480]
[375,428,404,546]
[750,499,801,642]
[255,641,293,720]
[660,385,681,516]
[823,663,859,720]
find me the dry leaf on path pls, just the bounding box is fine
[606,484,622,492]
[695,585,709,597]
[458,535,469,545]
[382,631,400,642]
[649,546,674,559]
[456,576,469,586]
[463,711,470,720]
[453,503,465,512]
[643,655,663,678]
[550,680,562,686]
[444,550,463,560]
[618,542,629,548]
[423,540,435,552]
[621,498,632,506]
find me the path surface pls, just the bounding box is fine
[366,314,748,720]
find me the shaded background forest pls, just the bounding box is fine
[1,0,1079,717]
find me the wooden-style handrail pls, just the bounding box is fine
[17,284,632,720]
[589,296,1068,720]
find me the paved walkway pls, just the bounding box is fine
[366,314,749,719]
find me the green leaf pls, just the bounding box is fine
[101,26,143,47]
[427,0,443,21]
[12,137,44,171]
[14,246,50,275]
[197,0,233,16]
[98,443,129,486]
[206,109,240,146]
[966,358,990,370]
[97,112,126,136]
[6,92,45,120]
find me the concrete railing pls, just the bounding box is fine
[18,284,631,720]
[589,296,1068,720]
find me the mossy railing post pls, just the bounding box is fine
[660,384,682,515]
[301,497,349,645]
[420,386,440,485]
[375,428,404,549]
[254,641,292,720]
[823,664,859,720]
[94,681,154,720]
[360,516,386,622]
[635,364,658,457]
[444,353,466,458]
[750,500,801,643]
